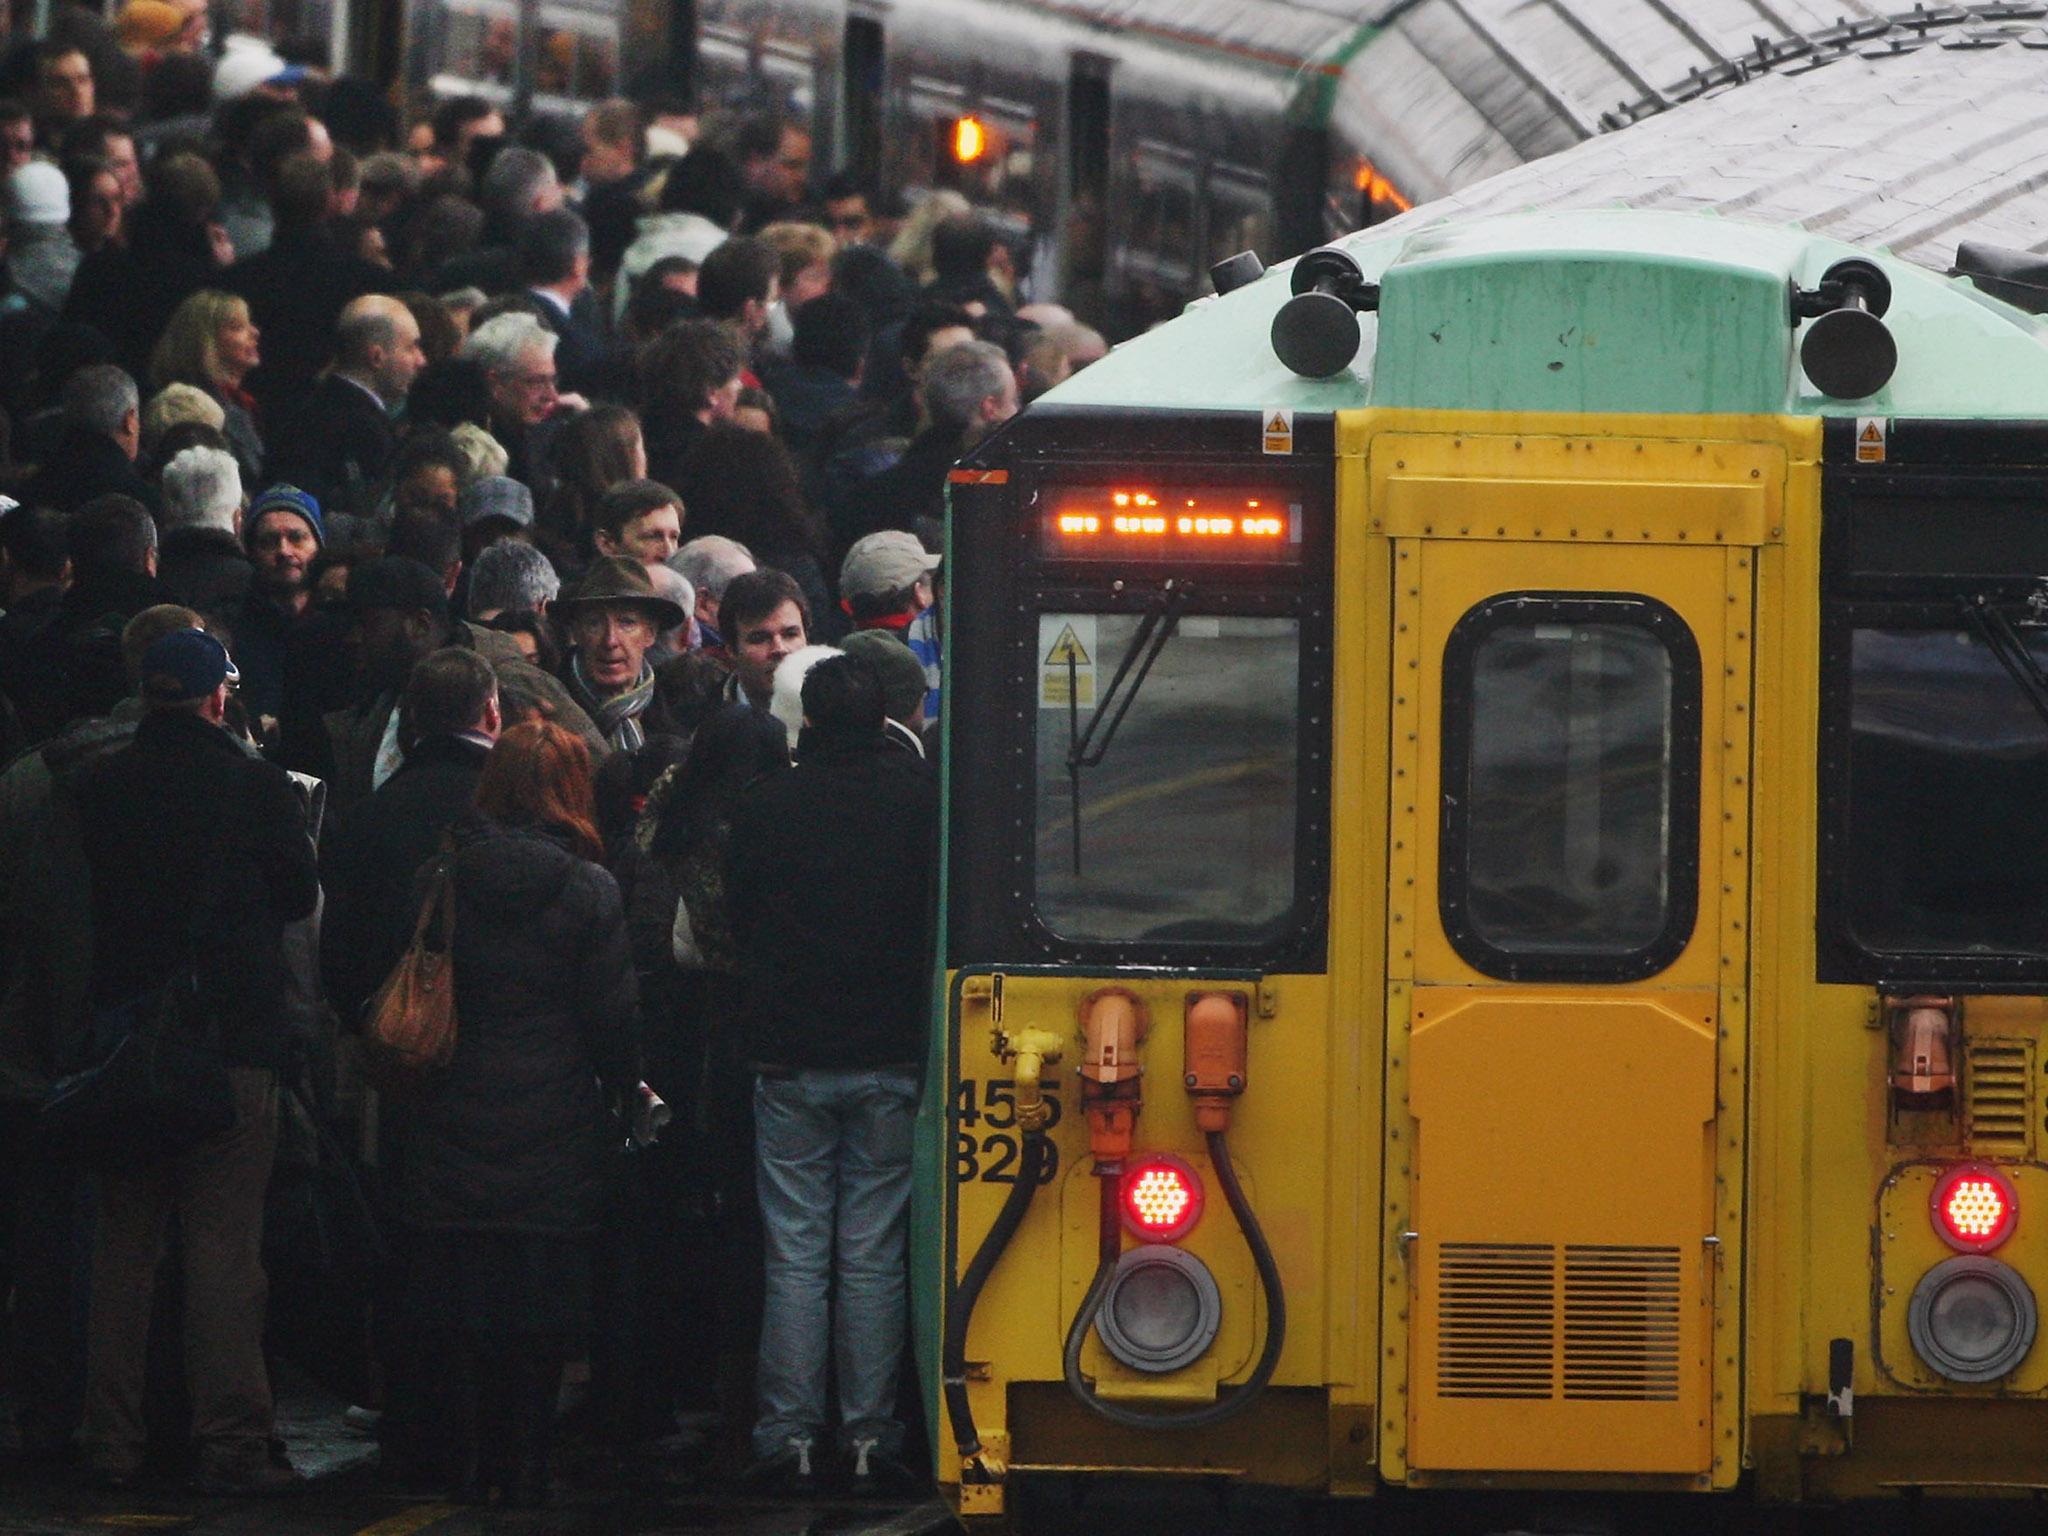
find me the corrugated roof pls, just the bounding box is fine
[1367,28,2048,267]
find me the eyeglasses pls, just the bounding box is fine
[515,370,558,389]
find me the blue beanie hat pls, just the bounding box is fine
[247,484,325,549]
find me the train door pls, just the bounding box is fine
[1375,430,1764,1485]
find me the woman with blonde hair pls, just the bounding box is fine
[150,289,265,484]
[398,720,639,1508]
[885,188,968,288]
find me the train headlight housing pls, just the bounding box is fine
[1121,1154,1203,1242]
[1908,1256,2037,1383]
[1931,1163,2018,1253]
[1094,1245,1222,1375]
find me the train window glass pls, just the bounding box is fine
[1126,149,1196,287]
[1839,626,2048,960]
[1033,612,1299,944]
[442,5,517,86]
[1440,594,1701,981]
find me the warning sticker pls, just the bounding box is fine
[1262,408,1294,456]
[1038,615,1097,709]
[1855,416,1886,464]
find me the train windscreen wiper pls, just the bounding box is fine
[1063,579,1190,876]
[1960,589,2048,732]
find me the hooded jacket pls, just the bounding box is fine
[397,815,639,1234]
[726,727,937,1070]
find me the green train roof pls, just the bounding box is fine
[1044,209,2048,420]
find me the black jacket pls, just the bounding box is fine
[398,816,639,1233]
[266,373,398,520]
[224,225,383,419]
[18,426,161,518]
[61,207,222,381]
[529,288,615,398]
[727,728,937,1069]
[77,709,318,1069]
[17,565,174,741]
[318,732,489,1024]
[157,526,253,619]
[830,423,962,556]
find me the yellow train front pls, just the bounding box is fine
[922,206,2048,1519]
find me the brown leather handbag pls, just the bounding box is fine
[363,857,458,1093]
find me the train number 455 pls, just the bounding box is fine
[953,1078,1061,1185]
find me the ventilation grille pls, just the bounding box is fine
[1435,1242,1685,1402]
[1967,1038,2033,1156]
[1437,1243,1555,1399]
[1563,1245,1681,1402]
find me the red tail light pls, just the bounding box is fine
[1121,1155,1203,1243]
[1932,1163,2018,1253]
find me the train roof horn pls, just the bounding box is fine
[1272,246,1380,379]
[1792,257,1897,401]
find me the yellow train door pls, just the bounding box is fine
[1373,428,1767,1486]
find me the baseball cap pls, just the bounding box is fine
[840,630,929,724]
[247,484,326,548]
[140,629,238,704]
[839,530,940,603]
[348,555,451,618]
[456,474,535,529]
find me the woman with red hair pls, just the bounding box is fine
[396,721,638,1508]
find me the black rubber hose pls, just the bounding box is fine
[944,1129,1049,1466]
[1062,1128,1286,1429]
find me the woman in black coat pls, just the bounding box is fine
[400,720,640,1508]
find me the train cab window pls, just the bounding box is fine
[1834,625,2048,964]
[1033,612,1299,945]
[1440,593,1701,981]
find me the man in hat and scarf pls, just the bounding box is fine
[555,555,690,751]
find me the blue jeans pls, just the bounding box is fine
[752,1067,919,1460]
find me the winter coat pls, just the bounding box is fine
[727,727,937,1070]
[63,205,222,381]
[224,224,383,419]
[314,622,605,816]
[16,565,174,741]
[18,425,161,518]
[157,525,254,619]
[76,709,318,1070]
[318,732,489,1025]
[266,373,398,521]
[0,700,143,1102]
[398,816,640,1234]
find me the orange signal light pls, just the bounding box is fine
[953,115,987,164]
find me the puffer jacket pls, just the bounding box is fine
[399,815,640,1234]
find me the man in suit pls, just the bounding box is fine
[75,628,318,1493]
[224,151,381,419]
[519,208,613,397]
[269,296,424,519]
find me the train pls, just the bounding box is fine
[926,13,2048,1525]
[231,0,1903,333]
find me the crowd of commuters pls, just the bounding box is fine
[0,3,1107,1510]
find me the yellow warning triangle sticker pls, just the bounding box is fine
[1859,421,1883,443]
[1266,412,1289,435]
[1045,624,1091,665]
